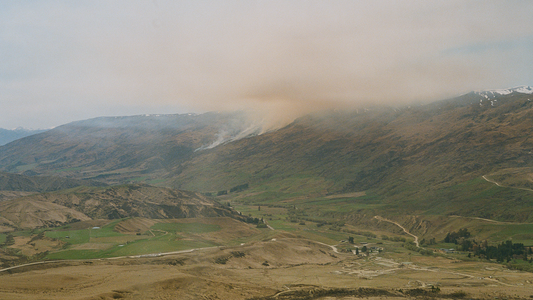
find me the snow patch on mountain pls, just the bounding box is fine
[472,86,532,107]
[475,86,533,97]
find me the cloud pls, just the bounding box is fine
[1,1,533,128]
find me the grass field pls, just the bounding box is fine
[151,222,221,234]
[46,228,90,244]
[46,219,125,244]
[40,218,238,260]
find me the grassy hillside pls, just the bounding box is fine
[170,93,533,221]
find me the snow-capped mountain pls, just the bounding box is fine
[475,86,533,98]
[472,86,532,107]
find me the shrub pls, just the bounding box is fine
[231,251,245,258]
[215,256,230,264]
[449,291,467,298]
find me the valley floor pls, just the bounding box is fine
[1,237,532,300]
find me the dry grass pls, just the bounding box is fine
[8,236,63,256]
[114,218,157,234]
[1,237,533,299]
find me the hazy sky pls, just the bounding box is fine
[1,1,533,129]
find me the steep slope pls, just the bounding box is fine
[174,90,533,189]
[169,89,533,220]
[0,184,237,230]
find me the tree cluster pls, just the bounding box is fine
[443,228,470,244]
[472,240,529,263]
[419,238,436,246]
[229,183,249,193]
[243,216,264,225]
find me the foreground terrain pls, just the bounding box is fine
[1,236,533,300]
[1,210,533,299]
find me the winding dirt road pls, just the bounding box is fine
[482,175,533,192]
[374,216,419,247]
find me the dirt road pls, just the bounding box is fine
[482,175,533,192]
[374,216,419,247]
[0,246,218,274]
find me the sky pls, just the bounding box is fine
[1,1,533,129]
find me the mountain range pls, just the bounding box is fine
[0,128,47,146]
[1,86,532,224]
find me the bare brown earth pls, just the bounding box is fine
[0,184,238,232]
[158,217,262,244]
[8,236,64,257]
[114,218,157,234]
[0,199,91,231]
[1,237,532,300]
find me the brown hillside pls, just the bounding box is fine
[0,184,238,231]
[0,199,90,230]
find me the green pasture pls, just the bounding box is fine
[46,249,105,260]
[151,222,221,234]
[45,219,125,245]
[110,235,217,256]
[45,233,218,260]
[46,229,90,244]
[42,218,225,260]
[266,219,298,231]
[480,223,533,245]
[298,229,356,245]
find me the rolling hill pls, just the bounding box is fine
[0,184,237,231]
[0,172,105,193]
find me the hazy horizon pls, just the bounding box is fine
[2,1,533,129]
